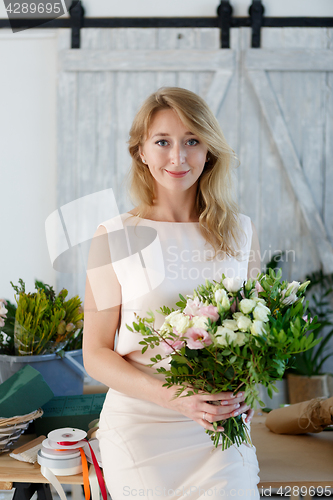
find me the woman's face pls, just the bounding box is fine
[139,108,208,194]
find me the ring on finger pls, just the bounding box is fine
[203,412,207,421]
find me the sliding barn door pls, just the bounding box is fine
[55,28,235,297]
[55,27,333,303]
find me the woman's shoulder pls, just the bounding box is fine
[236,213,253,253]
[238,213,252,233]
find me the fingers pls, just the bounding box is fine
[201,413,224,432]
[245,408,254,423]
[201,391,244,402]
[172,388,251,431]
[204,403,244,422]
[204,402,251,422]
[200,407,254,434]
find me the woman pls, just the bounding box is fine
[83,87,261,499]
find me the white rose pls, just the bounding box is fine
[215,327,246,347]
[234,332,246,346]
[236,315,252,332]
[169,313,192,334]
[0,305,8,317]
[239,298,256,314]
[222,319,237,331]
[253,297,266,305]
[251,320,265,336]
[214,288,224,302]
[286,281,300,296]
[222,277,244,293]
[191,315,209,329]
[165,310,182,323]
[214,288,230,311]
[253,303,270,322]
[215,326,235,346]
[281,293,297,306]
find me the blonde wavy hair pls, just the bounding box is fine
[126,87,243,260]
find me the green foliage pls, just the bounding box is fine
[175,294,187,309]
[288,271,333,376]
[126,269,321,449]
[0,279,84,356]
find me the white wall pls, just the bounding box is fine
[0,29,57,300]
[0,0,333,18]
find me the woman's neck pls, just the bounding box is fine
[143,206,200,223]
[143,183,199,222]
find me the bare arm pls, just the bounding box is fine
[83,225,165,401]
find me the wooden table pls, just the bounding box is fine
[0,415,332,499]
[0,435,83,500]
[251,413,333,498]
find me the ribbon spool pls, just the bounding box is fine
[48,428,87,443]
[37,427,106,500]
[37,449,82,475]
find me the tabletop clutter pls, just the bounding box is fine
[0,358,332,500]
[0,363,106,500]
[37,427,105,500]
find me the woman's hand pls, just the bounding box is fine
[163,387,253,432]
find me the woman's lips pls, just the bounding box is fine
[165,170,189,178]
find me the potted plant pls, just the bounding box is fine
[286,270,333,403]
[257,252,290,409]
[0,279,85,396]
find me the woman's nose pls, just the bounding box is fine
[170,144,186,165]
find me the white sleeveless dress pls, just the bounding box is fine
[96,212,260,500]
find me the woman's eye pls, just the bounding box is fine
[156,140,169,147]
[187,139,199,146]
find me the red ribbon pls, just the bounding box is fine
[84,439,107,500]
[56,437,107,500]
[57,441,80,446]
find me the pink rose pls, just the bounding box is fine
[161,339,185,354]
[183,297,204,317]
[0,317,5,328]
[255,281,264,294]
[197,305,219,322]
[185,328,213,350]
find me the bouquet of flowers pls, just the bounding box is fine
[126,269,321,450]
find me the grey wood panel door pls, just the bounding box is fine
[55,27,333,303]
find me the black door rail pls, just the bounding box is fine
[0,0,332,49]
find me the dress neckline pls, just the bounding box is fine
[125,212,200,225]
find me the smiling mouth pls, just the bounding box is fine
[165,170,190,177]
